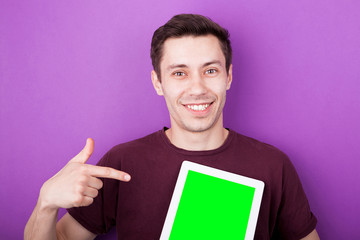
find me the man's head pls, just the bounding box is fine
[150,14,233,135]
[151,14,232,80]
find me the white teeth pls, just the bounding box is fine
[187,104,210,111]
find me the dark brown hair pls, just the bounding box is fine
[151,14,232,79]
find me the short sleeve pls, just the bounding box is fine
[274,158,317,239]
[67,151,119,235]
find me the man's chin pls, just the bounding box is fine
[182,122,215,133]
[171,114,222,133]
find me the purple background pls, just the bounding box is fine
[1,1,359,239]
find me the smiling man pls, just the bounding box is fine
[25,14,319,240]
[152,34,232,150]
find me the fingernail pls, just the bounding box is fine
[124,175,131,181]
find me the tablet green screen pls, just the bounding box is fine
[169,170,255,240]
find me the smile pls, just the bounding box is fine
[186,103,211,111]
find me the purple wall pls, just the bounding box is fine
[1,1,359,239]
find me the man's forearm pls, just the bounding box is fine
[24,198,58,240]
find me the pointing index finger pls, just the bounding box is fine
[86,165,131,182]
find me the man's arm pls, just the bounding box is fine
[24,202,96,240]
[24,138,131,240]
[301,229,320,240]
[56,213,96,240]
[24,200,60,240]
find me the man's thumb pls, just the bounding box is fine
[69,138,94,164]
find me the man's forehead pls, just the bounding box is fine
[161,35,226,69]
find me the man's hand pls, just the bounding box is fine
[38,138,131,210]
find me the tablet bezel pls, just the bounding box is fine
[160,160,265,240]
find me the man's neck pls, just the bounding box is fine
[165,124,229,151]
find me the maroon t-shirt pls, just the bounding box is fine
[68,128,317,239]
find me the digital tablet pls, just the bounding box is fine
[160,161,265,240]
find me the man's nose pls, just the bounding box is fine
[188,73,207,95]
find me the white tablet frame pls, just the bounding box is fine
[160,161,265,240]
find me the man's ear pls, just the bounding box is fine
[151,70,163,96]
[226,64,233,90]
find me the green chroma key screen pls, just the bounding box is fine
[169,170,256,240]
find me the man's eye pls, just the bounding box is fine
[205,69,217,74]
[174,72,185,76]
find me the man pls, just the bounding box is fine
[25,14,319,239]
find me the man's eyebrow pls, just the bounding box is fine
[166,61,222,71]
[167,64,188,71]
[202,60,222,67]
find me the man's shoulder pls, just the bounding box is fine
[231,130,285,153]
[109,129,163,154]
[229,129,291,165]
[96,130,164,168]
[229,130,301,192]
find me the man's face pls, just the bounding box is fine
[152,35,232,133]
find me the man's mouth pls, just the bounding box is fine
[185,103,211,111]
